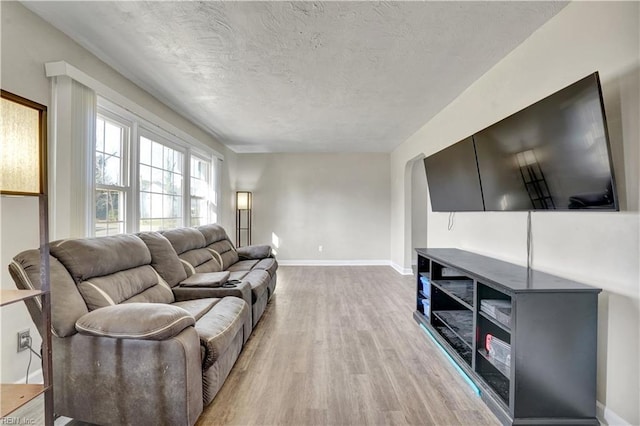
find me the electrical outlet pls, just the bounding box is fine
[318,245,323,252]
[17,329,30,353]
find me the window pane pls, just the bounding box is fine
[140,192,150,219]
[139,136,184,231]
[104,121,122,157]
[104,155,121,185]
[95,115,125,186]
[151,140,163,168]
[140,137,151,166]
[173,173,182,196]
[139,164,151,191]
[151,167,163,192]
[95,189,125,236]
[96,118,105,153]
[190,156,211,225]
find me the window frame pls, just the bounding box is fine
[94,109,132,236]
[137,127,187,232]
[93,97,219,235]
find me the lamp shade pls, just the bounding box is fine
[1,92,46,195]
[236,191,252,210]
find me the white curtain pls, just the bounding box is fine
[49,76,96,239]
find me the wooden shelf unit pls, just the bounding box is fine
[0,384,48,418]
[414,248,601,426]
[0,198,53,424]
[0,290,45,307]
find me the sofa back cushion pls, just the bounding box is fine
[162,227,221,276]
[198,224,239,270]
[51,235,151,282]
[50,235,174,310]
[9,249,88,337]
[161,227,205,254]
[77,265,174,310]
[137,232,188,287]
[178,249,222,275]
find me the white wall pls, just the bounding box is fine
[391,2,639,423]
[0,2,236,383]
[235,153,390,263]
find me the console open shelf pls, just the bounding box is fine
[414,248,601,426]
[432,310,473,347]
[431,279,474,309]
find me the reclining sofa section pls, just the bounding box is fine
[8,224,277,426]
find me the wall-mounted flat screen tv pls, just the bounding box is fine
[423,72,618,212]
[423,137,484,212]
[474,73,617,211]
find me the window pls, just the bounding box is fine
[190,155,211,227]
[95,114,129,236]
[93,98,219,236]
[139,135,184,232]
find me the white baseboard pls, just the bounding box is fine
[597,401,631,425]
[278,259,391,267]
[277,259,415,276]
[15,368,43,385]
[391,262,413,275]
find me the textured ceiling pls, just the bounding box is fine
[24,1,566,153]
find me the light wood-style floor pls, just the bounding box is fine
[197,266,499,426]
[13,266,499,425]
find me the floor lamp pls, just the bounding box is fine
[1,90,53,425]
[236,191,252,247]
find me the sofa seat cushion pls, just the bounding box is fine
[195,297,249,370]
[172,298,220,321]
[253,258,278,277]
[226,260,259,272]
[75,303,195,340]
[242,270,270,303]
[226,270,269,303]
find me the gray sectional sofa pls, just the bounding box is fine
[8,224,277,426]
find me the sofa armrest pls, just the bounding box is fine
[236,244,272,260]
[75,303,195,340]
[173,281,252,307]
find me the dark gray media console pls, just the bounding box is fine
[414,248,601,425]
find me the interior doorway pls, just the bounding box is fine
[408,155,428,274]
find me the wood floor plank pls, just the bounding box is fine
[197,265,499,426]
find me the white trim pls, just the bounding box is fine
[45,61,224,160]
[391,262,414,275]
[277,260,414,276]
[279,259,393,267]
[597,401,631,426]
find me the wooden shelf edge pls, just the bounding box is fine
[0,384,49,418]
[0,290,45,307]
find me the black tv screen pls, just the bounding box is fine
[423,137,484,212]
[474,73,617,211]
[423,72,618,212]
